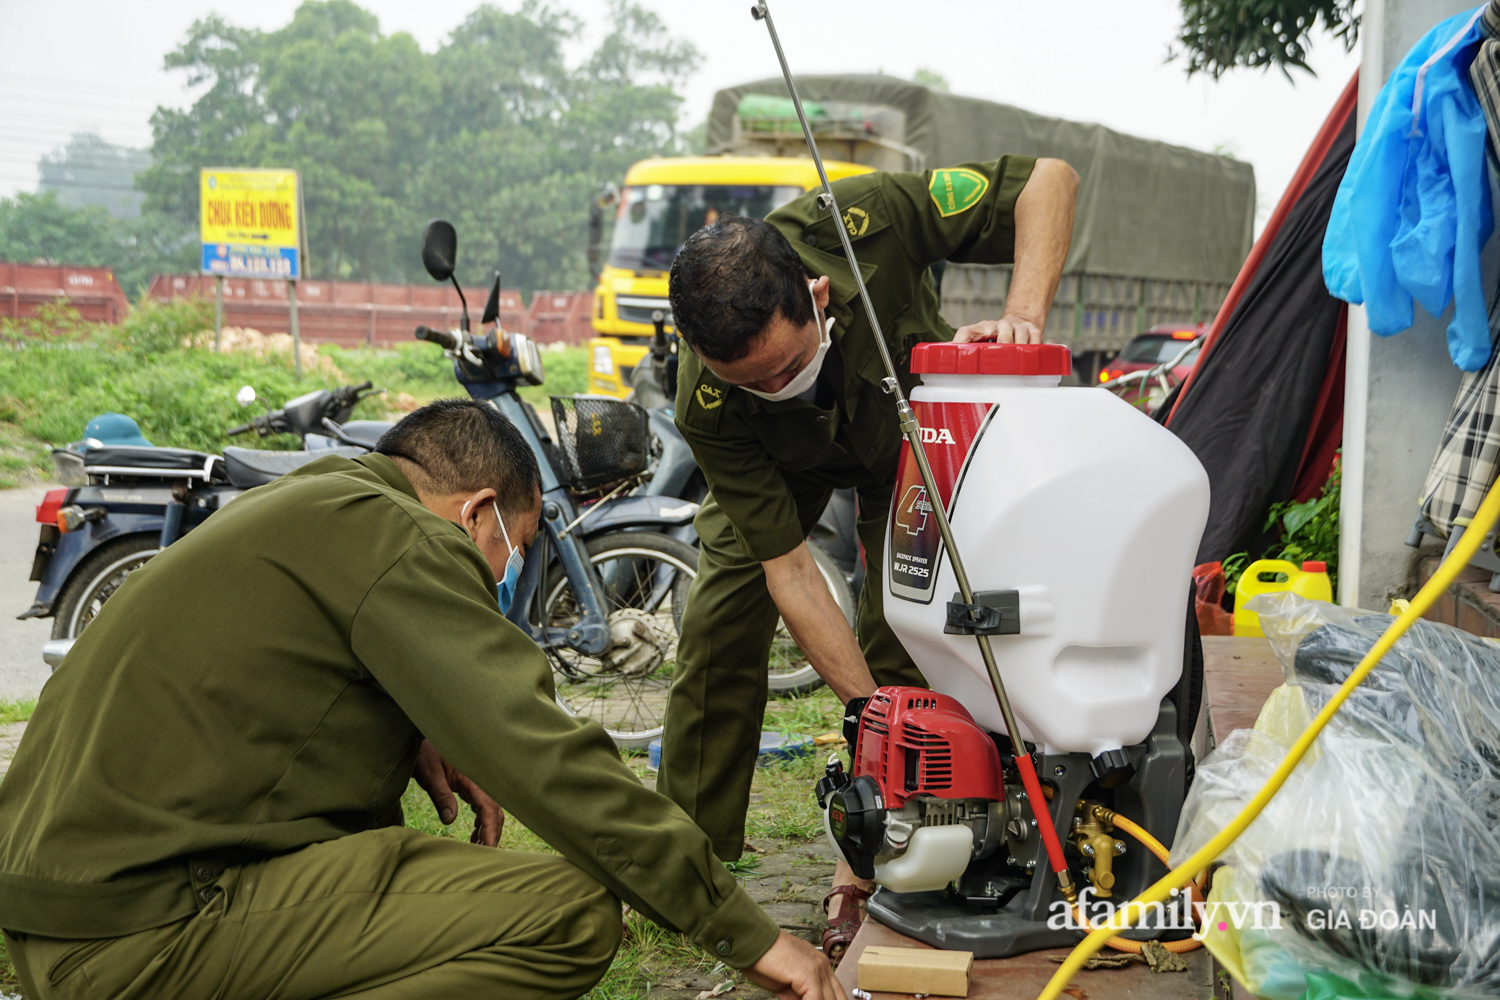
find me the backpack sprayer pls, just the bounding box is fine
[749,0,1078,912]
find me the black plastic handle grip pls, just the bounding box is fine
[226,421,255,436]
[414,325,461,350]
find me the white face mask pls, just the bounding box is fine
[742,283,834,402]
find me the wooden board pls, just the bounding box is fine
[836,919,1213,1000]
[1201,636,1282,744]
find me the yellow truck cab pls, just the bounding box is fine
[587,155,873,398]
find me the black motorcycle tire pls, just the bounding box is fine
[50,534,160,643]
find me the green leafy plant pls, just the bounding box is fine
[1224,456,1340,595]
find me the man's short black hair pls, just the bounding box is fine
[375,398,541,517]
[668,215,814,363]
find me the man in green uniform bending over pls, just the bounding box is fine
[0,399,842,999]
[661,156,1078,959]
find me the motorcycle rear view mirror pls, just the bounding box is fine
[420,219,471,332]
[421,220,457,282]
[481,271,502,327]
[236,385,257,407]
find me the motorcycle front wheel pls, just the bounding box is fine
[545,532,698,749]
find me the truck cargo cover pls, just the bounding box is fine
[707,74,1256,283]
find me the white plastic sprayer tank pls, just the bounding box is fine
[882,342,1210,756]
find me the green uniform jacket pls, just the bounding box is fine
[0,455,777,967]
[674,157,1036,561]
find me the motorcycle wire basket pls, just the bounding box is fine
[549,395,652,491]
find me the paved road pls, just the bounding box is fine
[0,486,55,701]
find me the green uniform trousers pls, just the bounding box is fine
[3,827,620,1000]
[659,483,927,860]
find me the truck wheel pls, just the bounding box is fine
[50,535,159,641]
[767,541,855,696]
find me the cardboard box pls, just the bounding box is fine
[857,946,972,997]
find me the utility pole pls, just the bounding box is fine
[213,275,224,351]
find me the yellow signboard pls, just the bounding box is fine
[200,169,301,278]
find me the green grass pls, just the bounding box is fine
[0,935,19,995]
[0,300,590,488]
[0,701,35,726]
[750,687,845,843]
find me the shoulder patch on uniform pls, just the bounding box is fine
[929,168,989,217]
[694,383,724,410]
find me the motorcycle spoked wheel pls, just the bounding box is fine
[543,531,699,749]
[50,535,160,642]
[766,541,853,696]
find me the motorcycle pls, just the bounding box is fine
[22,382,386,641]
[406,219,706,747]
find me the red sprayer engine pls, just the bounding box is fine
[819,682,1196,957]
[821,687,1023,891]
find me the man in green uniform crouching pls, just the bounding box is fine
[660,156,1077,960]
[0,399,842,999]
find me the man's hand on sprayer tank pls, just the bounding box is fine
[953,314,1045,345]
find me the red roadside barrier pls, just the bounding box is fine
[146,275,527,348]
[1,263,129,324]
[525,290,594,345]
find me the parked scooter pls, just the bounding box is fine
[21,382,387,641]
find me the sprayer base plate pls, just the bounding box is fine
[865,889,1084,960]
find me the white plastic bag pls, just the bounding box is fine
[1171,594,1500,998]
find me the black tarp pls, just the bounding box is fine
[1158,85,1356,565]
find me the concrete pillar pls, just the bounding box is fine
[1339,0,1478,609]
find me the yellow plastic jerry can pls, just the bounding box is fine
[1233,560,1333,637]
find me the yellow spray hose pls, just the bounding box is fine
[1036,478,1500,1000]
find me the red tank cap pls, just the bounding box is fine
[1302,561,1327,573]
[910,342,1073,377]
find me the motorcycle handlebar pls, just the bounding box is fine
[333,380,375,402]
[226,421,257,436]
[415,325,463,351]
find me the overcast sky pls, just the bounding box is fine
[0,0,1361,228]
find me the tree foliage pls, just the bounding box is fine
[39,132,151,219]
[137,0,701,293]
[1171,0,1360,80]
[0,191,196,299]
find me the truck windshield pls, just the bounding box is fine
[609,184,803,272]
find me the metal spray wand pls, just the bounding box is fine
[750,0,1076,903]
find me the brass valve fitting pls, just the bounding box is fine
[1072,801,1126,898]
